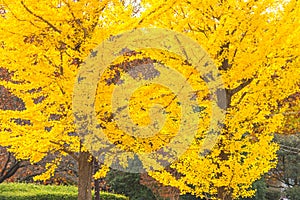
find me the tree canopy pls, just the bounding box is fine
[0,0,299,199]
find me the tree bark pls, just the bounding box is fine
[78,151,93,200]
[94,158,100,200]
[217,186,233,200]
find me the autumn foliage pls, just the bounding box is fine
[0,0,300,200]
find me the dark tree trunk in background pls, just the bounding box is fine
[0,148,25,183]
[94,158,100,200]
[78,151,93,200]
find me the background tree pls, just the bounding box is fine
[270,134,300,189]
[0,146,28,183]
[264,91,300,199]
[0,147,77,185]
[105,170,156,200]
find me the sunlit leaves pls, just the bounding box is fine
[0,0,299,199]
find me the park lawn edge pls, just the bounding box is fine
[0,182,128,200]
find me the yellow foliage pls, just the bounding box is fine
[0,0,299,199]
[94,165,110,180]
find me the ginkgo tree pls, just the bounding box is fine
[0,1,143,199]
[143,0,300,199]
[0,0,300,200]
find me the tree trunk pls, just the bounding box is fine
[78,151,93,200]
[217,186,233,200]
[94,158,100,200]
[216,88,233,200]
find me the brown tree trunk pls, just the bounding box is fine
[217,186,233,200]
[78,151,93,200]
[216,87,233,200]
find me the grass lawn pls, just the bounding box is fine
[0,182,128,200]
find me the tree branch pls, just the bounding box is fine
[0,161,24,183]
[49,140,79,161]
[0,152,10,177]
[230,78,253,95]
[20,1,61,34]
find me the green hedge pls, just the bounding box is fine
[0,183,128,200]
[265,188,281,200]
[286,186,300,200]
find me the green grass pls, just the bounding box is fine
[0,183,128,200]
